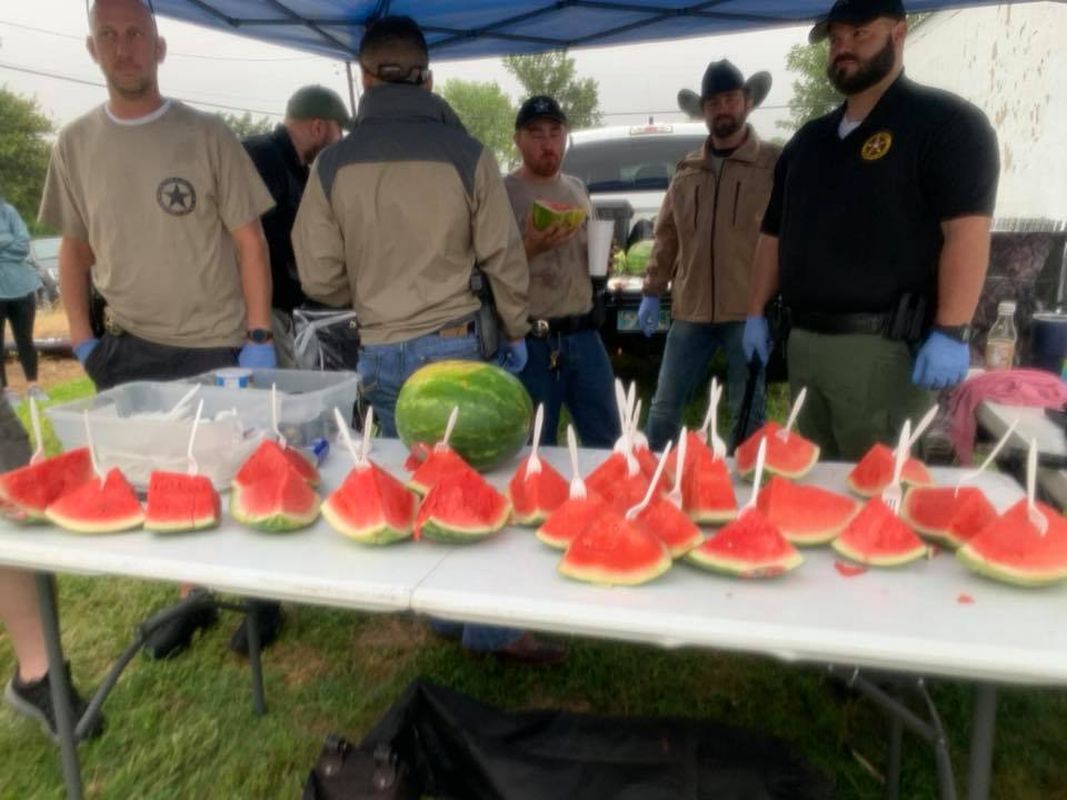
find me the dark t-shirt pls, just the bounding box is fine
[762,74,999,315]
[243,125,308,312]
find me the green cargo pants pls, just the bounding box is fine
[787,328,931,461]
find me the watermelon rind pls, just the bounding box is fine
[558,514,672,586]
[531,200,586,231]
[735,422,820,482]
[322,464,415,546]
[45,469,144,534]
[846,443,934,498]
[832,498,927,567]
[901,486,997,548]
[0,448,94,522]
[395,360,533,472]
[956,500,1067,587]
[685,509,803,578]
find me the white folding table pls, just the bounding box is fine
[976,401,1067,509]
[0,441,1058,800]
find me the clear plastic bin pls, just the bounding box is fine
[177,368,360,445]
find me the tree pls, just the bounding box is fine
[502,52,602,129]
[0,87,54,231]
[439,79,517,167]
[217,111,275,138]
[778,14,933,133]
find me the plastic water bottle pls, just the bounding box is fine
[985,301,1017,370]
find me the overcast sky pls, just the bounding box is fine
[0,1,811,138]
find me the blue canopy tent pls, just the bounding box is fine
[149,1,1011,61]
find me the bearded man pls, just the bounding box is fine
[640,60,780,451]
[743,0,999,460]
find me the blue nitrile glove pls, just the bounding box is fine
[73,338,99,365]
[637,296,660,338]
[742,316,771,365]
[238,342,277,369]
[912,331,969,390]
[498,338,528,374]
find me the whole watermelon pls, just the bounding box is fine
[626,239,655,275]
[395,360,533,471]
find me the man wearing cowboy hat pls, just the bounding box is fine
[743,0,998,460]
[640,60,780,451]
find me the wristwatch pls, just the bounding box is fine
[246,328,274,344]
[932,324,974,344]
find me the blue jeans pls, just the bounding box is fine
[357,329,522,652]
[518,330,621,449]
[646,320,766,452]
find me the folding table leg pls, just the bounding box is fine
[34,572,84,800]
[966,685,997,800]
[884,698,903,800]
[245,600,266,716]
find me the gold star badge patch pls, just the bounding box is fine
[861,131,893,161]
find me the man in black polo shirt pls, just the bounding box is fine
[244,85,349,367]
[743,0,998,460]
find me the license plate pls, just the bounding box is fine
[616,309,670,332]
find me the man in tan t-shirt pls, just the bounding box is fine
[38,0,279,661]
[40,0,276,392]
[505,96,620,448]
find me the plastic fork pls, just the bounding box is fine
[776,387,807,441]
[28,395,44,465]
[706,379,727,460]
[954,418,1018,496]
[626,441,671,521]
[271,383,286,449]
[667,426,687,509]
[333,406,364,468]
[527,404,546,476]
[82,410,103,480]
[566,425,587,501]
[185,399,205,475]
[882,419,911,515]
[904,404,940,451]
[1026,438,1049,535]
[612,380,629,455]
[741,437,768,515]
[435,406,459,452]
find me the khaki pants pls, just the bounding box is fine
[787,328,930,461]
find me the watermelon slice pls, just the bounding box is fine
[587,452,653,512]
[631,496,703,557]
[507,458,569,526]
[957,500,1067,587]
[403,442,432,472]
[231,468,320,532]
[832,497,928,566]
[663,430,712,480]
[558,511,672,586]
[323,462,416,545]
[408,446,476,496]
[633,445,667,490]
[846,443,934,498]
[685,508,803,578]
[536,492,608,549]
[757,476,859,546]
[0,448,94,522]
[45,468,144,534]
[414,469,511,543]
[144,471,220,533]
[234,440,319,494]
[901,486,999,548]
[735,422,819,482]
[681,447,738,524]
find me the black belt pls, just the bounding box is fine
[528,313,597,338]
[792,310,890,336]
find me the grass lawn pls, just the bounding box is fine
[1,371,1065,799]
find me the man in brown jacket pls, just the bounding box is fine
[639,60,780,451]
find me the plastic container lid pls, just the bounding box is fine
[997,301,1017,314]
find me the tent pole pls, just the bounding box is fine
[345,61,358,118]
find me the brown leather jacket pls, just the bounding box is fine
[643,127,780,323]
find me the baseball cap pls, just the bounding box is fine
[515,95,567,129]
[809,0,906,43]
[285,85,352,127]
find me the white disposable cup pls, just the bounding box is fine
[587,219,614,278]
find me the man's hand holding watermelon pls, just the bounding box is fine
[522,212,579,260]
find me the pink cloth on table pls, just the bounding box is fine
[947,369,1067,462]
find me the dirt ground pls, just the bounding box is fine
[2,308,83,395]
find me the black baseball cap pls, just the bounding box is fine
[286,85,351,127]
[515,95,567,129]
[809,0,906,44]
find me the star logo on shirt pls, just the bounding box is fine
[156,177,197,216]
[860,131,893,162]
